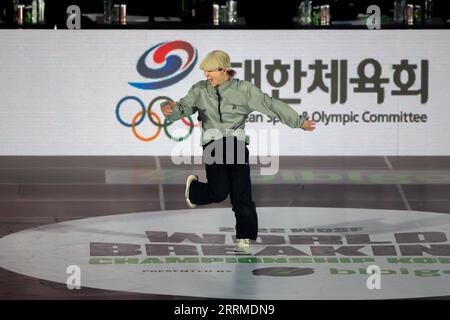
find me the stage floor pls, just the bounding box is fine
[1,156,449,299]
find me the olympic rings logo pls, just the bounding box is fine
[115,95,200,142]
[129,40,198,90]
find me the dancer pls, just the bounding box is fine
[161,50,316,252]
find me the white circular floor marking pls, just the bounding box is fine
[1,207,450,299]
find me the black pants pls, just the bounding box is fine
[188,137,258,240]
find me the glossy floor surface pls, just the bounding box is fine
[0,156,449,299]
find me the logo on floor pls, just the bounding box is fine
[1,207,450,299]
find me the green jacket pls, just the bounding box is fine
[166,77,305,145]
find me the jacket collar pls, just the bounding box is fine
[207,77,234,96]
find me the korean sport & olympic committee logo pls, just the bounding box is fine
[115,40,199,142]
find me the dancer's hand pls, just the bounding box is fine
[300,119,316,131]
[161,101,176,116]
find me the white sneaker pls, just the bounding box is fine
[234,239,251,253]
[185,175,198,209]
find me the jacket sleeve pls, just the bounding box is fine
[246,83,305,129]
[165,86,198,122]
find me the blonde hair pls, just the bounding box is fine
[199,50,231,71]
